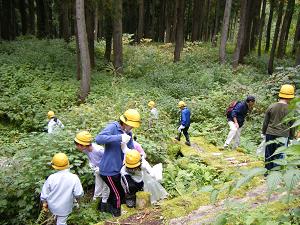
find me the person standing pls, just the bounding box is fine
[40,153,84,225]
[74,131,110,211]
[175,101,191,146]
[223,96,256,150]
[47,111,64,133]
[95,109,141,217]
[148,101,158,127]
[262,84,295,171]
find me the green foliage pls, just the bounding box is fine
[163,157,218,197]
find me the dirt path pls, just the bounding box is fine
[169,183,286,225]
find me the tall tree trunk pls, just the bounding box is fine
[1,0,16,40]
[28,0,35,35]
[232,0,247,68]
[258,0,266,56]
[212,0,220,46]
[137,0,144,43]
[219,0,232,64]
[165,0,174,42]
[75,18,81,80]
[112,0,123,74]
[170,0,178,42]
[19,0,28,35]
[265,0,275,52]
[94,1,99,41]
[59,0,70,42]
[36,0,46,38]
[85,0,95,68]
[174,0,184,62]
[292,11,300,54]
[277,0,295,58]
[191,0,201,42]
[268,0,284,75]
[158,0,165,42]
[295,41,300,66]
[104,0,113,62]
[76,0,91,102]
[249,0,261,51]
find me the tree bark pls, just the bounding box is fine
[28,0,35,35]
[258,0,266,56]
[292,11,300,54]
[219,0,232,64]
[277,0,295,58]
[268,0,284,75]
[104,0,113,62]
[19,0,28,35]
[232,0,247,68]
[265,0,275,53]
[191,0,201,42]
[76,0,91,102]
[1,0,16,40]
[249,0,261,51]
[85,0,95,68]
[36,0,46,38]
[137,0,144,43]
[174,0,184,62]
[94,1,98,41]
[59,0,70,42]
[212,0,220,46]
[295,41,300,66]
[112,0,123,74]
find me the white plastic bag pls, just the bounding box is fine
[143,172,168,204]
[150,163,163,182]
[256,139,265,156]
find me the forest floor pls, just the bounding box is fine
[97,136,279,225]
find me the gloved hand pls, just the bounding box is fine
[261,134,266,140]
[121,142,130,154]
[42,202,49,212]
[74,202,79,209]
[178,125,185,133]
[121,133,131,143]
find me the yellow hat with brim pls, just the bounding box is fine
[279,84,295,99]
[51,153,70,170]
[120,115,141,128]
[125,150,141,168]
[74,131,92,146]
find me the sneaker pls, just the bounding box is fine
[98,202,109,212]
[185,141,191,146]
[175,137,180,141]
[219,146,228,151]
[125,194,136,208]
[111,208,121,217]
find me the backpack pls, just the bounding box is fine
[225,101,239,117]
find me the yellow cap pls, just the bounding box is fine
[178,101,186,108]
[120,109,141,128]
[279,84,295,99]
[74,131,92,146]
[47,111,55,119]
[51,153,69,170]
[125,150,141,168]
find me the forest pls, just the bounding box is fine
[0,0,300,224]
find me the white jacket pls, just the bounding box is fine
[40,169,83,216]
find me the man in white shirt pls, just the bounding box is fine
[47,111,64,133]
[41,153,83,225]
[74,131,110,212]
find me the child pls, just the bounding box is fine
[148,101,158,127]
[47,111,64,133]
[74,131,110,212]
[40,153,83,225]
[133,136,146,158]
[120,149,168,207]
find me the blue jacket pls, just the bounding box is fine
[228,101,249,127]
[95,121,134,176]
[180,107,191,127]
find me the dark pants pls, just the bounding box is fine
[121,175,144,195]
[178,126,190,142]
[265,134,286,171]
[101,174,125,211]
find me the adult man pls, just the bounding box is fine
[175,101,191,146]
[223,96,256,150]
[262,84,295,171]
